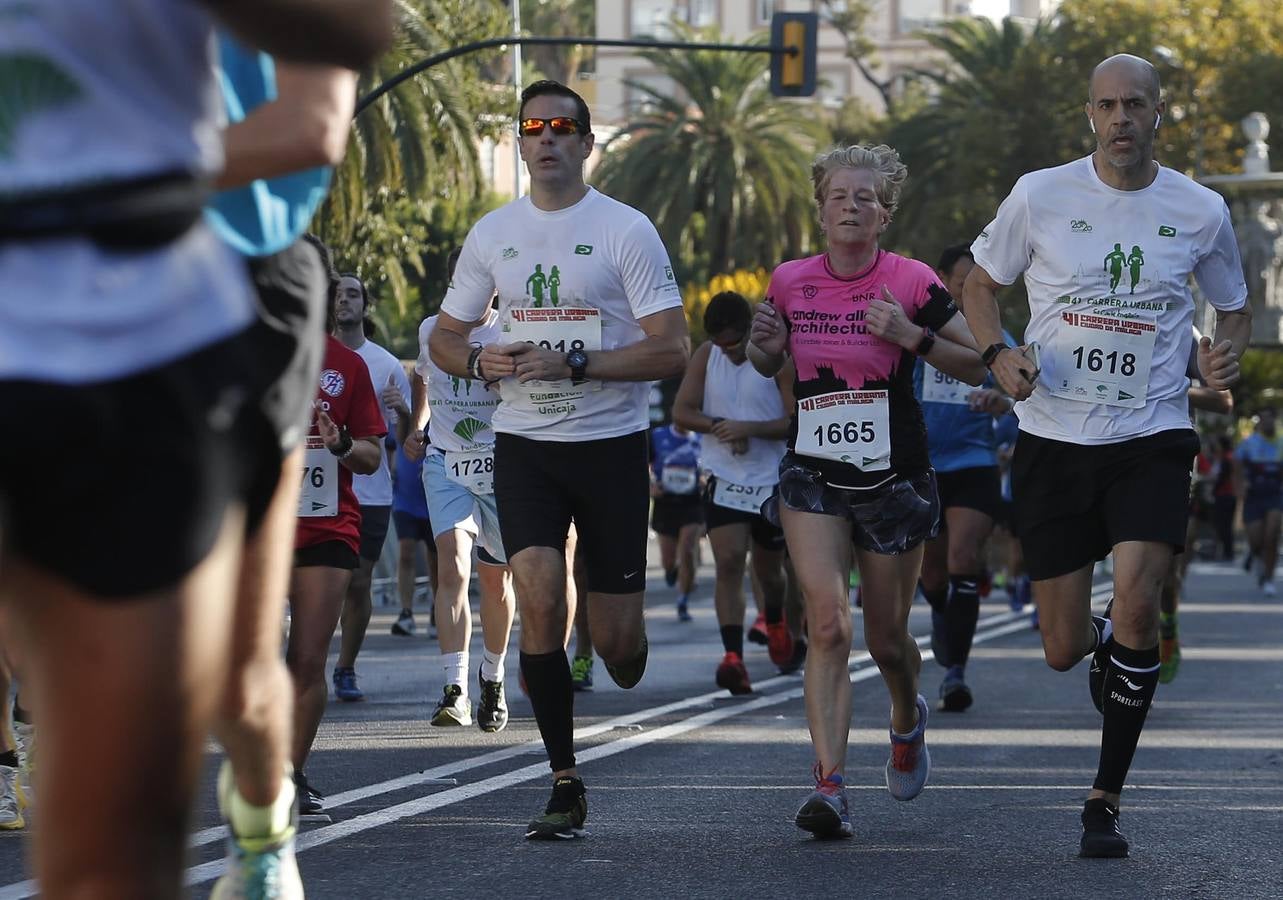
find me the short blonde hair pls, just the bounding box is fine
[811,143,908,220]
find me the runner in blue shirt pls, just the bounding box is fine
[1235,407,1281,596]
[649,423,704,620]
[913,245,1018,711]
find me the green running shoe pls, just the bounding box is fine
[570,655,594,692]
[526,776,587,840]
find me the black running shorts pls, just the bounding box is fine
[245,239,328,454]
[294,539,359,570]
[1011,428,1199,581]
[935,465,1002,519]
[764,454,941,556]
[494,430,649,594]
[0,326,281,598]
[703,477,787,552]
[357,504,392,563]
[650,494,703,538]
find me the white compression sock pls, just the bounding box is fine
[480,648,506,683]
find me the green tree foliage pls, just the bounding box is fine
[879,0,1283,334]
[517,0,595,83]
[315,0,513,347]
[591,23,828,284]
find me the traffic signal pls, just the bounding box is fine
[770,11,817,97]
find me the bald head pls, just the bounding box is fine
[1090,54,1161,104]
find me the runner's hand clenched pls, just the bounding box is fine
[989,347,1036,401]
[1197,336,1240,390]
[750,301,786,357]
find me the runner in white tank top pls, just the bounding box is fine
[673,292,795,696]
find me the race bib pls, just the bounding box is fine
[795,390,891,470]
[1048,310,1156,409]
[504,307,603,395]
[921,364,969,405]
[444,449,495,494]
[298,438,338,518]
[712,478,772,514]
[661,465,698,495]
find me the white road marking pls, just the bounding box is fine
[0,592,1107,898]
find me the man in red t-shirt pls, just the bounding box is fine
[288,334,385,818]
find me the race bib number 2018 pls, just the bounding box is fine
[504,307,602,395]
[795,390,891,471]
[1049,310,1156,409]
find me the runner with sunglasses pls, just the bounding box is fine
[428,80,688,840]
[749,144,985,840]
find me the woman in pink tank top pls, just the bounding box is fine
[746,143,985,839]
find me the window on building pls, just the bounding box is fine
[757,0,776,25]
[632,0,720,37]
[898,0,947,34]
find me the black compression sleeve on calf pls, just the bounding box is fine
[764,603,783,625]
[720,625,744,657]
[520,650,576,772]
[921,582,948,615]
[1093,642,1160,794]
[946,573,982,668]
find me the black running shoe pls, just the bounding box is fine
[526,776,587,840]
[604,634,648,689]
[294,771,330,824]
[476,671,509,733]
[1088,598,1114,714]
[1079,798,1128,858]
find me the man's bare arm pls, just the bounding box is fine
[203,0,393,69]
[217,64,356,190]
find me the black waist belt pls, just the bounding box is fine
[0,170,211,250]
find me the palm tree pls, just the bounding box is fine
[319,0,509,242]
[313,0,511,326]
[591,23,828,281]
[885,15,1085,265]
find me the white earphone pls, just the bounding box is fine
[1155,112,1162,129]
[1089,118,1096,134]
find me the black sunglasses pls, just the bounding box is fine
[518,116,584,137]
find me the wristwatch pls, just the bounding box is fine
[914,327,936,357]
[981,342,1010,368]
[566,348,589,384]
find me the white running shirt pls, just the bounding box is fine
[0,0,253,383]
[700,345,786,487]
[972,156,1247,445]
[441,188,682,442]
[415,313,502,454]
[352,339,411,507]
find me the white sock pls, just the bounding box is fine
[444,651,469,695]
[480,648,506,683]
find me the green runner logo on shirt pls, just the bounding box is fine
[449,376,474,397]
[0,53,84,158]
[527,263,562,307]
[1103,242,1145,294]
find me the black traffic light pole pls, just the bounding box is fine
[355,33,800,116]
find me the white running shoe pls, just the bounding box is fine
[0,765,24,830]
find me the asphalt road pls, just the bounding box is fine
[2,552,1280,899]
